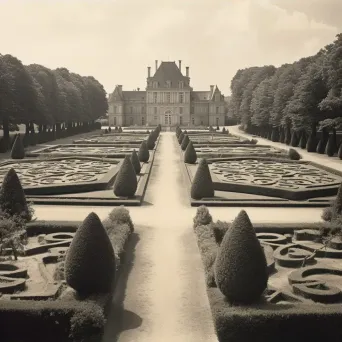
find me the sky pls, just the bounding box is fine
[0,0,341,96]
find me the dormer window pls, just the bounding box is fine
[153,81,158,88]
[179,81,184,89]
[166,80,171,88]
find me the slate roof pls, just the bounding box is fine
[150,61,188,87]
[122,91,146,101]
[191,91,211,101]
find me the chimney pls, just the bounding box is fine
[147,66,151,78]
[137,87,140,91]
[155,60,158,72]
[178,60,182,71]
[186,66,189,77]
[210,85,214,93]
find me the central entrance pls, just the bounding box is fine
[164,110,173,128]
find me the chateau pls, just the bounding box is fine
[107,60,226,127]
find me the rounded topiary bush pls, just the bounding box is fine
[193,205,212,228]
[113,155,137,197]
[214,210,268,305]
[11,134,25,159]
[288,148,301,160]
[184,141,197,164]
[181,134,190,151]
[0,168,31,221]
[64,212,116,297]
[130,149,141,174]
[191,159,214,200]
[178,132,184,144]
[138,141,149,162]
[146,133,155,150]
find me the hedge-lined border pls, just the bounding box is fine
[194,222,342,342]
[0,156,121,196]
[179,143,338,207]
[0,218,132,342]
[25,136,160,206]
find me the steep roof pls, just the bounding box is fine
[122,91,146,101]
[150,61,187,86]
[191,91,211,101]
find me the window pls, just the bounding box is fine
[201,120,203,125]
[190,106,194,114]
[114,117,117,126]
[180,116,183,125]
[154,115,158,121]
[130,117,133,125]
[113,96,116,101]
[179,81,184,88]
[179,92,184,103]
[142,117,145,125]
[179,107,183,114]
[166,92,170,103]
[154,107,157,115]
[216,117,219,126]
[166,80,171,88]
[114,106,117,114]
[153,92,157,103]
[192,117,195,125]
[215,94,220,102]
[142,106,145,113]
[153,81,158,88]
[130,106,133,114]
[216,107,219,114]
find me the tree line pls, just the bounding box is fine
[0,53,108,151]
[227,33,342,156]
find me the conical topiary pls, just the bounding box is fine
[184,141,197,164]
[316,138,326,154]
[285,126,291,145]
[181,134,190,151]
[190,159,214,200]
[118,126,123,133]
[113,156,137,197]
[290,131,299,147]
[214,210,268,304]
[331,182,342,221]
[270,128,278,142]
[279,127,285,143]
[178,132,184,144]
[222,127,226,133]
[64,212,116,297]
[138,141,149,162]
[325,134,336,157]
[146,133,155,150]
[130,149,141,174]
[108,126,112,132]
[306,131,317,152]
[338,142,342,160]
[176,128,182,138]
[0,168,31,221]
[299,130,307,149]
[11,134,25,159]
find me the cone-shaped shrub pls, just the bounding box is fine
[104,129,108,134]
[338,142,342,160]
[130,149,141,174]
[184,141,197,164]
[191,159,214,200]
[113,156,137,197]
[146,133,155,150]
[214,210,268,304]
[181,134,190,151]
[11,134,25,159]
[10,134,18,150]
[108,126,112,132]
[279,127,285,143]
[184,130,188,134]
[285,126,291,145]
[325,134,336,157]
[290,131,299,147]
[266,130,271,140]
[270,128,279,142]
[331,182,342,221]
[176,128,182,138]
[316,138,326,154]
[0,168,31,221]
[64,212,116,297]
[299,130,307,149]
[138,141,149,162]
[306,131,317,152]
[222,127,226,133]
[118,126,123,133]
[178,131,184,144]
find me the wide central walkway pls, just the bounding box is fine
[102,132,218,342]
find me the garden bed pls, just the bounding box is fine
[182,156,342,207]
[0,214,133,342]
[194,217,342,342]
[73,133,149,145]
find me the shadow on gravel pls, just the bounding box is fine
[102,232,142,342]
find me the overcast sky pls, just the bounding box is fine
[0,0,341,96]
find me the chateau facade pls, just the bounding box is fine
[107,60,226,127]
